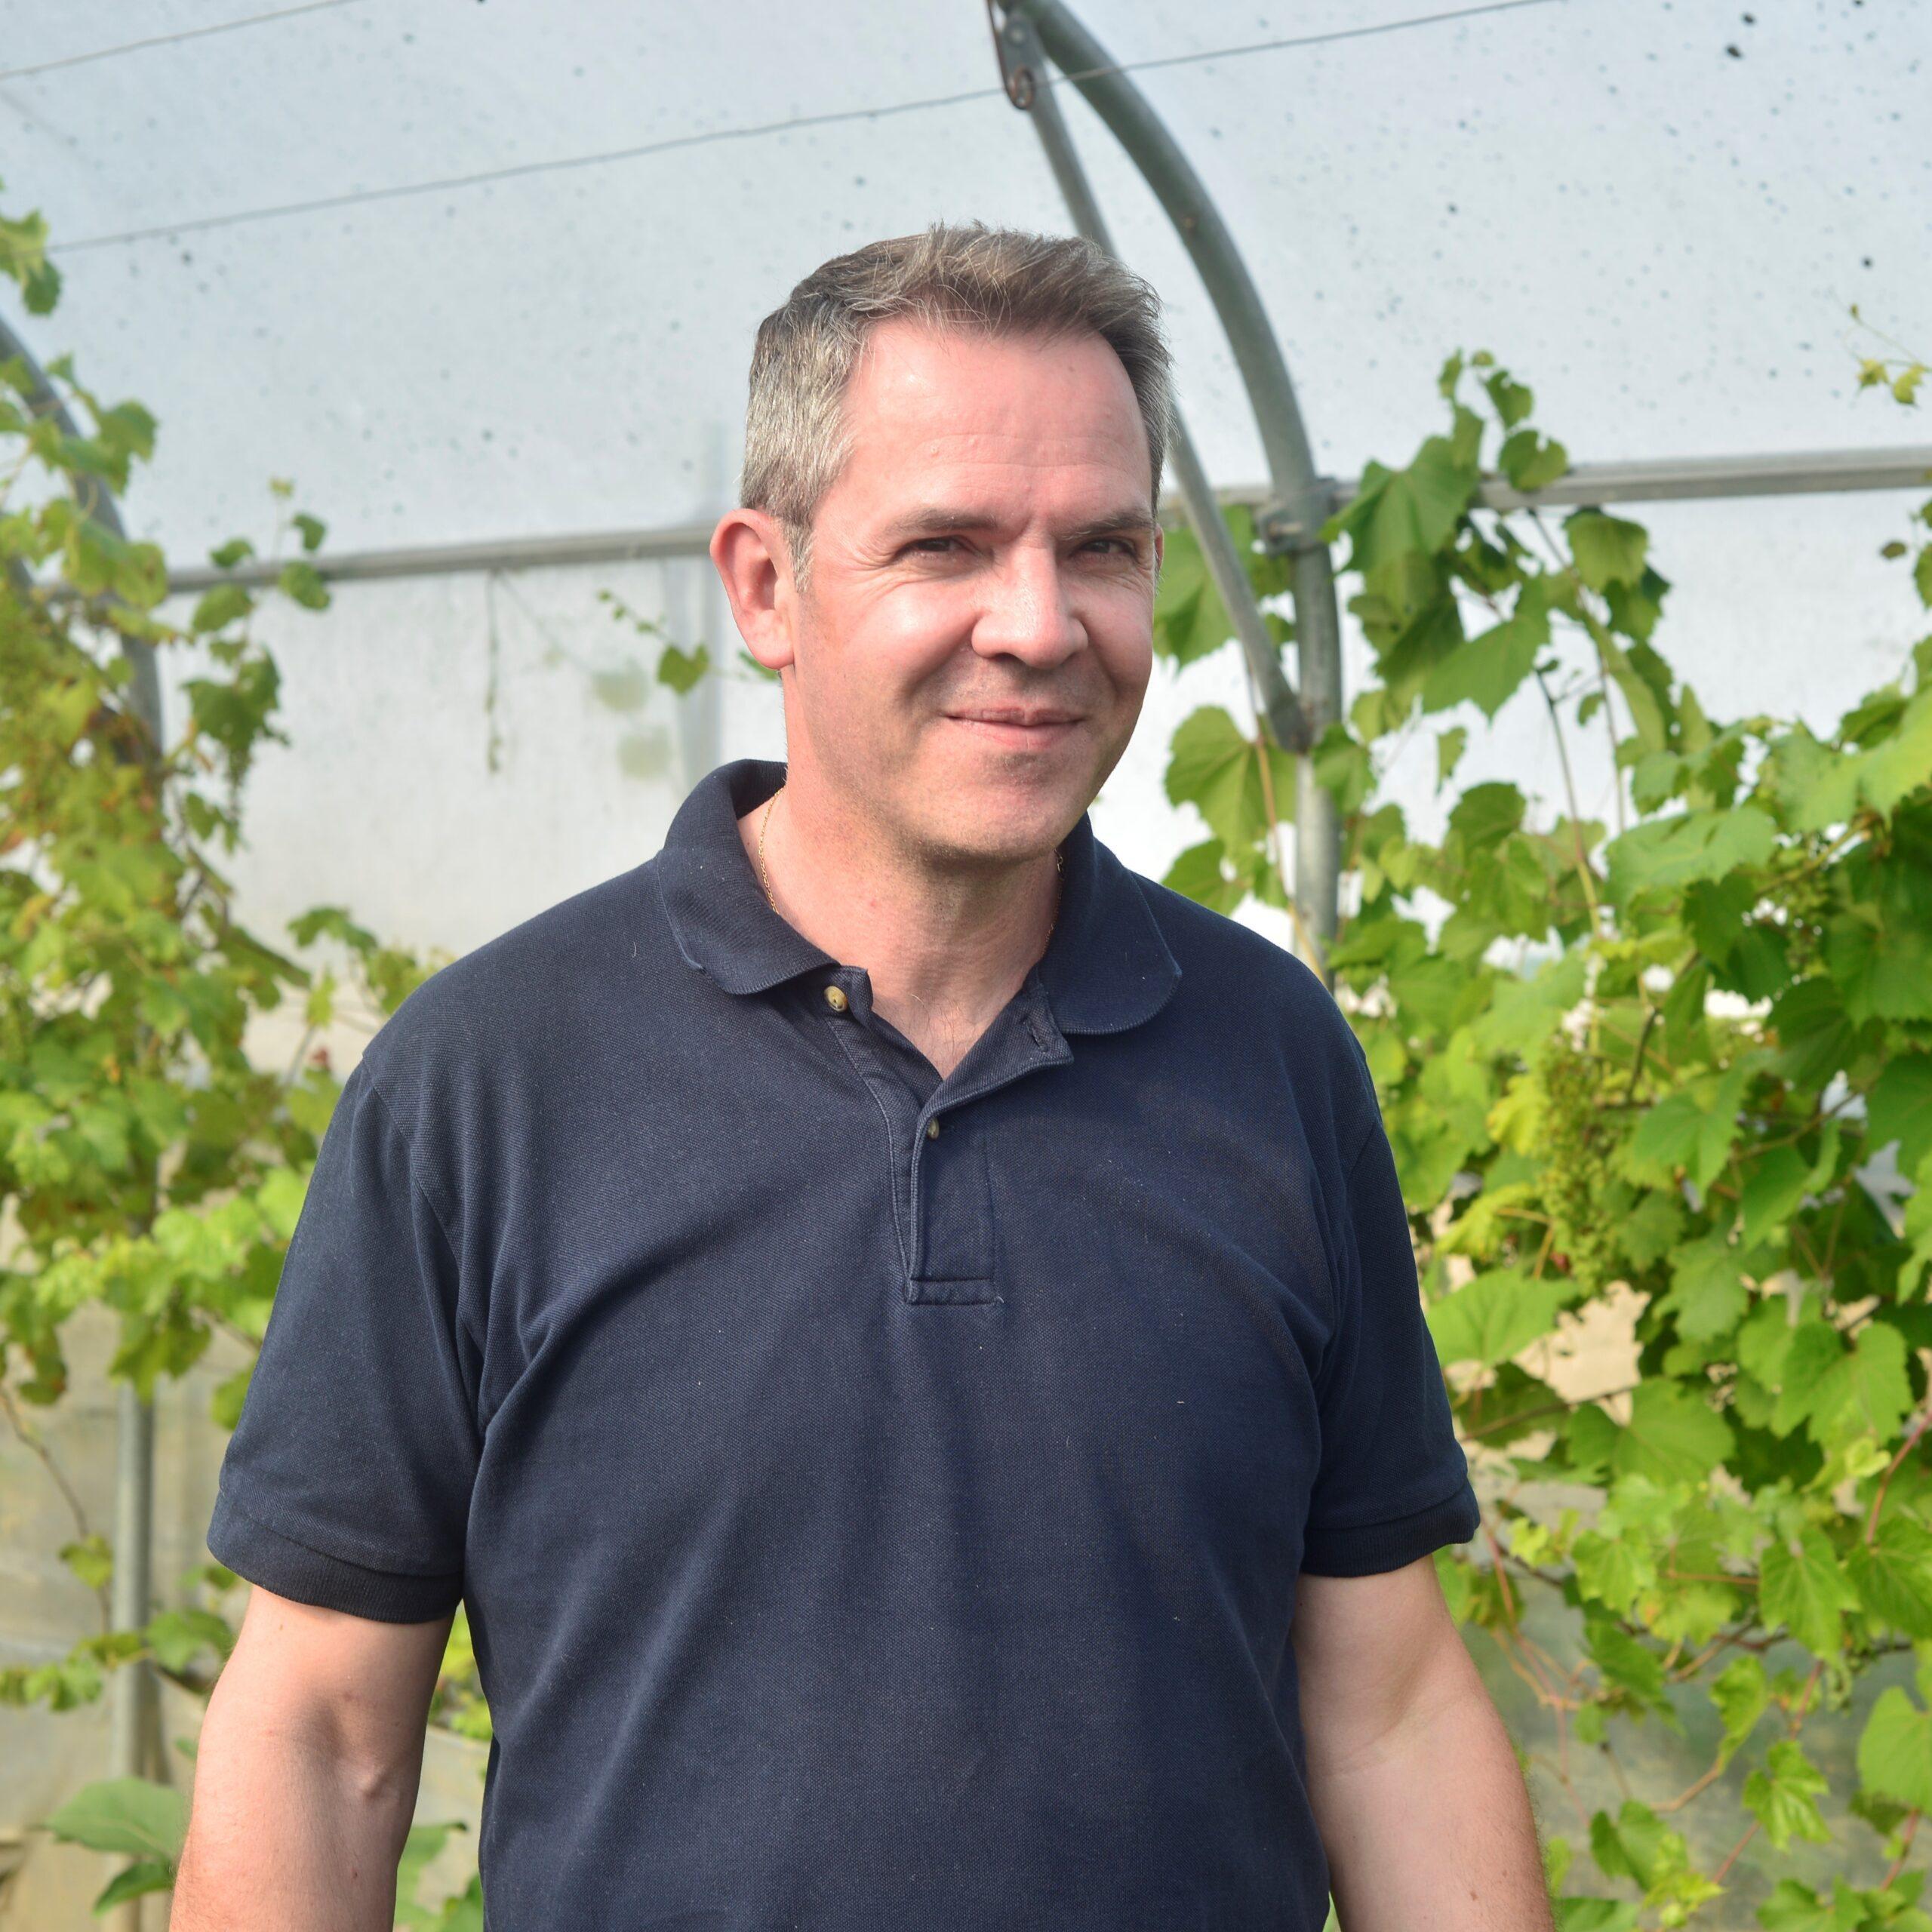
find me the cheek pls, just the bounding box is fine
[851,590,977,694]
[796,596,959,732]
[1090,617,1154,700]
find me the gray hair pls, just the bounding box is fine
[739,219,1174,596]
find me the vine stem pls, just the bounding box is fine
[1599,1734,1634,1803]
[1525,504,1630,840]
[1554,1698,1579,1815]
[1525,1748,1592,1833]
[211,1313,260,1355]
[1865,1405,1932,1546]
[0,1380,92,1541]
[0,1381,109,1634]
[1481,1523,1572,1712]
[1237,632,1326,971]
[1711,1819,1758,1885]
[1656,1753,1730,1815]
[1534,665,1602,934]
[1593,666,1627,838]
[1781,819,1872,888]
[1700,1666,1833,1881]
[1822,1187,1851,1280]
[1461,1381,1646,1443]
[1625,1003,1660,1102]
[1671,1633,1745,1682]
[1845,314,1930,365]
[1792,1659,1825,1724]
[1530,1220,1558,1281]
[1884,1810,1923,1887]
[279,1017,321,1089]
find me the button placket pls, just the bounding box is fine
[817,974,922,1283]
[904,1106,998,1301]
[818,971,1074,1308]
[902,997,1072,1305]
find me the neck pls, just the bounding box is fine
[737,771,1064,1080]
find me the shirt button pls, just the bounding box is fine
[823,984,849,1013]
[925,1118,940,1140]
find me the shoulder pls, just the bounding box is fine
[352,858,663,1145]
[1128,867,1379,1149]
[1131,866,1358,1043]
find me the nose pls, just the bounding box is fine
[970,540,1087,669]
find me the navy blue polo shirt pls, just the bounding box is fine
[208,755,1478,1930]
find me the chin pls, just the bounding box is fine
[928,792,1078,869]
[903,731,1103,845]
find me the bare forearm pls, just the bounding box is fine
[169,1703,419,1931]
[1307,1661,1552,1931]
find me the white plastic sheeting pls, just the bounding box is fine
[0,0,1925,954]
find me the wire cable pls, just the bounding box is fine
[48,0,1565,255]
[0,0,365,85]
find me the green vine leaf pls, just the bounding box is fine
[1761,1530,1861,1657]
[1162,704,1296,854]
[1611,1382,1735,1488]
[1421,579,1552,720]
[1426,1265,1579,1367]
[1859,1684,1932,1812]
[1601,805,1778,906]
[1847,1517,1932,1640]
[1565,509,1650,592]
[1743,1740,1833,1850]
[1709,1654,1770,1769]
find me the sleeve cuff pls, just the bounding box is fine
[1300,1479,1482,1577]
[208,1488,463,1623]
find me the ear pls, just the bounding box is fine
[711,507,799,673]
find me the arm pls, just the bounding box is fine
[1291,1555,1552,1932]
[170,1584,453,1932]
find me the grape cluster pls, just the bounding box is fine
[1772,857,1832,978]
[1534,1031,1627,1296]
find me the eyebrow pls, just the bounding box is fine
[878,505,1158,549]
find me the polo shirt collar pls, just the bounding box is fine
[656,758,1180,1035]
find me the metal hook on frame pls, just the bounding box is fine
[986,0,1038,108]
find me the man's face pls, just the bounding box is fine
[779,317,1161,871]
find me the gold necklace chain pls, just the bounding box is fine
[758,782,781,903]
[758,780,1064,933]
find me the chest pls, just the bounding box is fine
[459,1018,1340,1608]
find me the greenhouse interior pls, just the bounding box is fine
[2,1,1930,1927]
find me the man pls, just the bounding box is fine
[174,221,1550,1930]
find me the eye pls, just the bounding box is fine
[900,534,1140,561]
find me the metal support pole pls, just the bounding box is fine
[1000,0,1346,971]
[0,318,162,735]
[109,1381,158,1776]
[994,5,1308,763]
[2,312,164,1931]
[145,448,1932,594]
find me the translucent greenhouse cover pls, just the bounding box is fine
[2,0,1927,998]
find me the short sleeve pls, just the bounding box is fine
[1300,1060,1481,1577]
[207,1056,481,1622]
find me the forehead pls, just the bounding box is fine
[830,318,1152,509]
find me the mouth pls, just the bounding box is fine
[943,709,1084,749]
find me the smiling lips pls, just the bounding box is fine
[945,707,1083,747]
